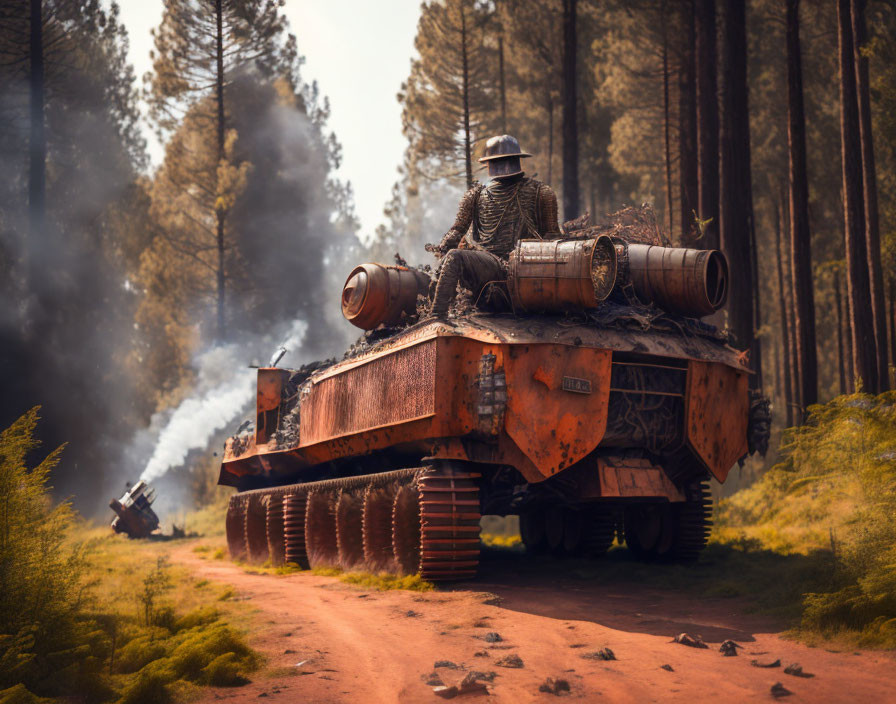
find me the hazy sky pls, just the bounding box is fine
[117,0,422,238]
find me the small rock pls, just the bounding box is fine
[484,632,503,643]
[406,610,420,617]
[672,633,708,649]
[424,672,445,686]
[481,593,503,606]
[771,682,793,698]
[457,672,489,695]
[719,640,741,656]
[751,658,781,668]
[433,685,460,699]
[258,694,268,699]
[473,651,489,657]
[569,644,586,649]
[434,660,459,669]
[660,664,674,672]
[495,653,524,669]
[487,644,513,650]
[469,671,497,682]
[582,648,616,661]
[539,677,571,695]
[283,649,296,654]
[784,663,815,678]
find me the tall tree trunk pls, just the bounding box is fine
[662,2,674,236]
[774,194,794,427]
[460,4,473,190]
[678,1,698,244]
[844,271,855,392]
[561,0,579,219]
[781,188,802,413]
[28,0,45,294]
[851,0,888,390]
[695,0,719,250]
[834,268,847,395]
[719,0,758,385]
[889,276,896,385]
[837,0,877,392]
[215,0,227,341]
[547,92,554,186]
[786,0,818,413]
[498,32,507,133]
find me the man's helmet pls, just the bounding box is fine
[478,134,532,179]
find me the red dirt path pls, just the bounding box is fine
[172,546,895,703]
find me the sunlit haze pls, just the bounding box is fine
[117,0,421,239]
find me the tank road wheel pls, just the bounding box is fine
[305,489,339,568]
[283,492,309,568]
[226,496,248,561]
[363,483,397,572]
[519,508,548,554]
[391,465,482,581]
[624,482,712,561]
[670,481,713,561]
[582,509,617,557]
[417,465,481,581]
[335,490,364,569]
[265,494,286,566]
[245,495,270,564]
[391,484,422,575]
[544,506,566,554]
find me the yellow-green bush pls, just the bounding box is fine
[0,410,260,701]
[715,392,896,645]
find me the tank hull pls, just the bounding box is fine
[220,314,750,491]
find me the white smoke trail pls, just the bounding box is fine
[139,320,308,483]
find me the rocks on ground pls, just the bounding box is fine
[581,648,616,661]
[771,682,793,698]
[751,658,781,668]
[784,663,815,678]
[672,633,708,649]
[538,677,571,696]
[494,653,524,669]
[719,640,741,656]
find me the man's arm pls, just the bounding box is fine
[436,185,480,253]
[536,184,562,237]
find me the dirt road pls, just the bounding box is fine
[173,547,895,703]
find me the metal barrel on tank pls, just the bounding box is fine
[341,263,431,330]
[508,236,617,312]
[622,244,728,318]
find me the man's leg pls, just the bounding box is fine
[431,250,505,316]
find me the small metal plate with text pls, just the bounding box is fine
[562,376,592,394]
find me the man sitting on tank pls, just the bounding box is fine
[428,135,562,317]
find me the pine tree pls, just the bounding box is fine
[837,0,877,391]
[561,0,579,219]
[695,0,719,250]
[786,0,818,412]
[400,0,496,189]
[146,0,292,341]
[719,0,759,383]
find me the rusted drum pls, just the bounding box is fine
[508,236,617,312]
[341,263,431,330]
[623,244,728,318]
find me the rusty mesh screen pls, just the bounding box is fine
[301,341,437,445]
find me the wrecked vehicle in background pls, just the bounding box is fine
[110,480,160,538]
[220,207,770,581]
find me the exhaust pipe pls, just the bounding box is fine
[620,244,728,318]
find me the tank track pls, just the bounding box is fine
[225,464,481,582]
[623,479,712,561]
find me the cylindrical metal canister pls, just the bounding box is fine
[341,263,431,330]
[622,244,728,318]
[508,236,618,312]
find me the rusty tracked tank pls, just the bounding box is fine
[221,230,765,581]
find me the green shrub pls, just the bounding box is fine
[715,391,896,645]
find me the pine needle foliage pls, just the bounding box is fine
[716,391,896,646]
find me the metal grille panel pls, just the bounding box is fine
[301,341,437,445]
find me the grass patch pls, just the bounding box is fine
[338,571,434,592]
[481,532,523,550]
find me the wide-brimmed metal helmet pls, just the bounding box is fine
[478,134,532,179]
